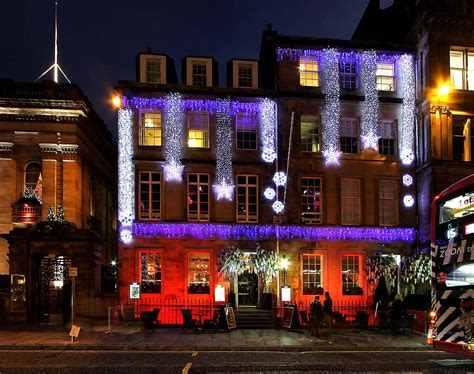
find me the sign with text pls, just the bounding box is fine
[69,324,81,338]
[224,306,237,330]
[129,282,140,299]
[68,267,78,277]
[281,306,294,329]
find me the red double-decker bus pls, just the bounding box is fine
[430,174,474,357]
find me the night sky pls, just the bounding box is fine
[0,0,394,137]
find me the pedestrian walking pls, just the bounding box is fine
[309,295,324,337]
[323,291,333,335]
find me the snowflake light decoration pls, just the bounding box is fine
[400,149,415,165]
[264,187,276,200]
[403,174,413,187]
[403,195,415,207]
[262,147,277,163]
[120,229,133,244]
[272,201,284,214]
[273,172,287,187]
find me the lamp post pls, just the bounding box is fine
[280,255,289,285]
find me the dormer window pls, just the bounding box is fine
[185,58,213,86]
[231,60,258,88]
[139,54,167,84]
[238,65,253,87]
[192,62,207,86]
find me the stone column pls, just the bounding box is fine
[0,142,15,275]
[39,144,59,220]
[61,145,82,228]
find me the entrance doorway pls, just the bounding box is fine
[38,256,72,324]
[237,271,258,306]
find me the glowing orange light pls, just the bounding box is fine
[434,195,440,200]
[112,95,122,108]
[438,84,451,97]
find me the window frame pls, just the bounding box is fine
[378,179,399,226]
[452,116,474,161]
[339,58,359,90]
[187,111,210,149]
[301,177,323,225]
[237,64,253,88]
[236,174,258,223]
[299,56,320,87]
[450,48,474,91]
[378,120,397,156]
[139,250,162,294]
[235,112,258,150]
[340,178,361,226]
[300,115,321,153]
[340,118,360,154]
[187,251,211,295]
[376,61,396,91]
[302,254,323,295]
[187,173,210,222]
[192,62,207,87]
[342,254,363,295]
[24,161,42,201]
[138,171,161,221]
[139,109,162,147]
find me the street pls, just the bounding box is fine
[0,350,473,373]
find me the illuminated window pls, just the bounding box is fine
[138,172,161,220]
[301,177,322,224]
[379,179,399,226]
[302,254,323,295]
[376,62,395,91]
[450,49,474,90]
[378,120,397,156]
[236,112,257,150]
[452,117,474,161]
[238,64,253,87]
[187,173,209,221]
[342,255,362,295]
[139,111,162,146]
[299,56,319,87]
[339,59,358,89]
[140,252,161,294]
[145,60,161,83]
[340,118,359,154]
[341,178,361,225]
[188,253,210,294]
[236,175,258,223]
[300,116,321,152]
[24,162,42,201]
[192,62,207,86]
[187,111,209,148]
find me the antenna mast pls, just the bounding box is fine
[35,0,71,83]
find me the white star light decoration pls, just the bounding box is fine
[322,147,342,166]
[163,161,185,182]
[264,187,276,200]
[213,181,234,201]
[273,172,287,187]
[361,132,379,152]
[272,201,284,214]
[403,174,413,187]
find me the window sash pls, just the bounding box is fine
[140,252,161,293]
[300,117,321,152]
[378,120,397,156]
[300,57,319,87]
[450,49,474,91]
[188,111,210,148]
[187,173,210,221]
[238,65,253,87]
[236,175,258,223]
[342,255,361,292]
[139,172,161,220]
[339,60,358,90]
[146,61,161,83]
[378,179,399,226]
[376,62,395,91]
[192,63,207,86]
[301,177,322,224]
[302,254,323,294]
[341,178,361,225]
[236,112,258,150]
[139,111,162,146]
[188,253,210,294]
[340,119,359,154]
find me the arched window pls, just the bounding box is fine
[25,162,42,202]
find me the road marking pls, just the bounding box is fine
[192,351,198,357]
[182,362,192,374]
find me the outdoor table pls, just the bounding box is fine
[193,313,203,326]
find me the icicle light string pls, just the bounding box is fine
[361,50,380,151]
[400,54,416,165]
[260,98,277,163]
[163,93,185,182]
[118,108,134,227]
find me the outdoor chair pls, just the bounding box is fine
[203,310,220,332]
[140,308,160,330]
[333,311,347,326]
[120,306,138,327]
[181,309,199,331]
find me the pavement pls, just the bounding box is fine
[0,322,430,352]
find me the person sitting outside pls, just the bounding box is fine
[310,295,324,337]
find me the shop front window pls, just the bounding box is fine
[188,253,210,294]
[342,255,363,295]
[140,252,161,293]
[302,254,323,295]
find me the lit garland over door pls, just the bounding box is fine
[361,50,379,151]
[321,48,341,165]
[163,93,185,182]
[213,98,234,200]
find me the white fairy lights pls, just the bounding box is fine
[321,48,341,166]
[273,172,287,187]
[118,108,135,228]
[213,98,234,201]
[260,98,277,163]
[361,50,380,151]
[163,93,185,182]
[400,54,416,165]
[264,187,276,200]
[272,201,284,214]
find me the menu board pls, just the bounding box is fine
[225,305,237,330]
[281,306,294,329]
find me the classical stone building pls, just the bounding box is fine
[0,80,117,322]
[353,0,474,249]
[116,28,417,319]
